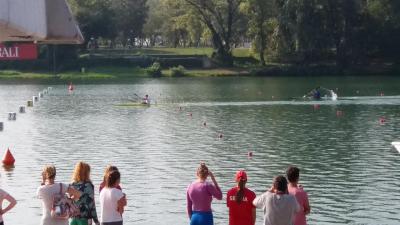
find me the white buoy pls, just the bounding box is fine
[33,96,39,102]
[0,122,3,131]
[27,100,33,107]
[392,142,400,153]
[39,92,43,98]
[8,112,16,121]
[19,106,26,113]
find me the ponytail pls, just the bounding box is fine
[235,179,246,203]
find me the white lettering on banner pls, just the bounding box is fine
[0,47,19,58]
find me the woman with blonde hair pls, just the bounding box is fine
[37,165,81,225]
[186,162,222,225]
[70,162,99,225]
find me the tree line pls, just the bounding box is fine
[68,0,400,67]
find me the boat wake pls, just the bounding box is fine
[179,95,400,107]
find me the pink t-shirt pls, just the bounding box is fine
[288,185,310,225]
[186,181,222,218]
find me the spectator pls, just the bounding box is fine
[70,162,99,225]
[253,175,300,225]
[227,170,256,225]
[99,170,126,225]
[287,166,310,225]
[37,165,81,225]
[187,163,222,225]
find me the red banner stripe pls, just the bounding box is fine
[0,43,38,60]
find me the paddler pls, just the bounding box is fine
[142,94,150,105]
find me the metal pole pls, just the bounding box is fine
[53,45,57,76]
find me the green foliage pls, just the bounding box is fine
[146,62,162,77]
[68,0,148,42]
[170,65,186,77]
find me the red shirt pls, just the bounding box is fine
[227,187,256,225]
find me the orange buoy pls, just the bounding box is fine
[2,148,15,166]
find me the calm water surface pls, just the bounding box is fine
[0,76,400,225]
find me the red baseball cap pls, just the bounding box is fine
[235,170,247,181]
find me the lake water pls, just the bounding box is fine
[0,76,400,225]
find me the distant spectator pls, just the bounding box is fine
[227,170,256,225]
[37,165,81,225]
[253,175,300,225]
[187,163,222,225]
[287,166,310,225]
[70,162,99,225]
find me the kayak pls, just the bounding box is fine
[116,102,151,107]
[392,142,400,153]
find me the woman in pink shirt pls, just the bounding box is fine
[186,163,222,225]
[286,166,311,225]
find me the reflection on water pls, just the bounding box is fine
[0,76,399,225]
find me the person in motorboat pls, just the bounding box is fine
[304,87,321,100]
[311,87,321,100]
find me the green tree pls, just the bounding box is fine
[113,0,149,44]
[68,0,117,40]
[184,0,246,65]
[243,0,274,65]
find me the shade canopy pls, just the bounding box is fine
[0,0,84,44]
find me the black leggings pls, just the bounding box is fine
[101,222,122,225]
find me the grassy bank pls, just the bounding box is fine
[0,67,148,82]
[0,66,251,83]
[84,47,252,58]
[2,62,399,83]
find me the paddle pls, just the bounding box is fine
[128,93,141,102]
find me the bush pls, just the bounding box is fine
[170,65,186,77]
[146,62,162,77]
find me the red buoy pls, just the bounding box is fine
[336,110,344,117]
[68,82,74,91]
[2,148,15,166]
[379,117,386,125]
